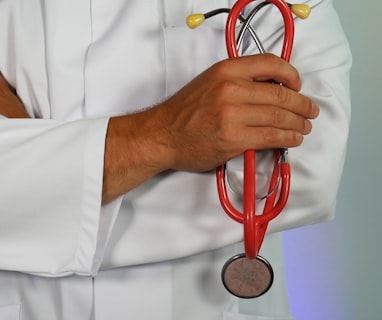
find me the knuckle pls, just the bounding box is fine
[219,79,239,95]
[210,79,240,101]
[214,110,240,147]
[262,129,279,145]
[272,85,290,106]
[269,107,284,126]
[286,131,303,146]
[261,129,303,148]
[262,53,282,69]
[216,124,237,145]
[219,103,237,121]
[215,107,237,137]
[212,58,233,77]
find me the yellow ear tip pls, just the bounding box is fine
[291,4,311,19]
[186,14,205,29]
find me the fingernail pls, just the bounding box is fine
[295,132,304,144]
[304,119,312,134]
[311,103,320,118]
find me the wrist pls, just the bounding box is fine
[102,109,174,203]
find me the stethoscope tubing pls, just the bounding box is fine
[216,0,294,259]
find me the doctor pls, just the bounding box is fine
[0,0,351,319]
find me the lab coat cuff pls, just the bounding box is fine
[91,195,123,275]
[74,117,125,276]
[72,116,121,276]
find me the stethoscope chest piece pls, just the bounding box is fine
[221,253,274,299]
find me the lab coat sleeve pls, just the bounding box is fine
[0,116,122,277]
[227,0,352,232]
[0,0,124,277]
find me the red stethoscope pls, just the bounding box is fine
[187,1,310,298]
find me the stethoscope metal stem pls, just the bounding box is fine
[202,8,265,54]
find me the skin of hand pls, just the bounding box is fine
[0,54,320,205]
[0,73,30,118]
[103,54,319,203]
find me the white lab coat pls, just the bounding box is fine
[0,0,351,319]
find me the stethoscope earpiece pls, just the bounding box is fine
[186,14,205,29]
[290,4,311,19]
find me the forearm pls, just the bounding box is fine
[102,111,171,204]
[1,55,319,207]
[0,71,159,204]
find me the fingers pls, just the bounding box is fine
[206,75,319,142]
[247,81,319,119]
[216,53,302,92]
[149,54,320,172]
[244,127,304,150]
[238,104,313,134]
[218,79,319,120]
[213,104,313,152]
[0,72,30,118]
[203,56,320,152]
[209,54,318,121]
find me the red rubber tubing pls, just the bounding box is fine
[216,0,294,259]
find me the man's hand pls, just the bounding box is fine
[103,54,320,203]
[0,73,29,118]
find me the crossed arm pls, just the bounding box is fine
[0,54,319,204]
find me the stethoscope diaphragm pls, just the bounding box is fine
[221,253,274,299]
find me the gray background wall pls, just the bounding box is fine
[284,1,382,319]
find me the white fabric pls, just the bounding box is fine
[0,305,20,320]
[0,0,351,319]
[0,234,290,320]
[93,234,290,320]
